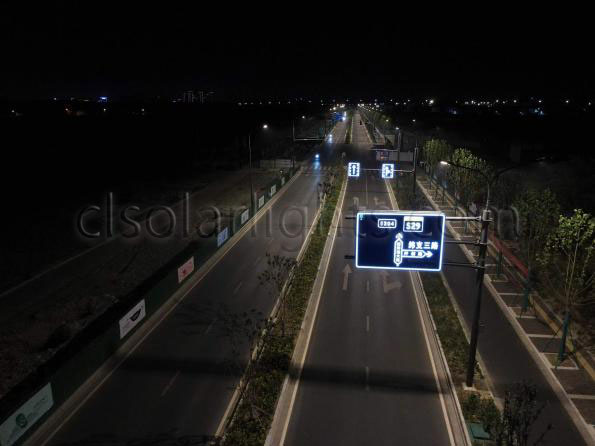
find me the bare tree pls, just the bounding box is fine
[258,253,296,337]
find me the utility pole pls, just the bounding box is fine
[466,208,490,387]
[248,134,254,214]
[412,147,418,199]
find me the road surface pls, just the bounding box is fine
[42,122,349,445]
[283,113,460,445]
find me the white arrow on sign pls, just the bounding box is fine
[379,270,401,293]
[402,249,433,259]
[342,264,352,291]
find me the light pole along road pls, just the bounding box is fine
[37,121,348,446]
[281,112,468,446]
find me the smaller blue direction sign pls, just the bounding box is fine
[355,211,445,271]
[381,163,395,179]
[348,162,361,177]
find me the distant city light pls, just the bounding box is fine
[262,124,268,129]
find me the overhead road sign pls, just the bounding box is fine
[355,211,445,271]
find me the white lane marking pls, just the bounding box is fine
[342,264,352,291]
[276,174,349,445]
[160,370,180,397]
[233,281,243,295]
[380,270,401,293]
[366,280,370,293]
[205,318,216,334]
[365,366,370,391]
[253,256,262,266]
[32,170,307,446]
[385,178,456,446]
[366,315,370,332]
[527,333,561,339]
[569,394,595,400]
[499,292,523,296]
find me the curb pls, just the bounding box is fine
[23,167,305,446]
[417,177,595,445]
[264,172,348,446]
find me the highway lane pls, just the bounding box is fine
[283,114,454,445]
[442,240,588,445]
[44,122,348,445]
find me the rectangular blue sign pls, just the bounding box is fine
[355,211,445,271]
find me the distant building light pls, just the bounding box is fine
[98,96,108,103]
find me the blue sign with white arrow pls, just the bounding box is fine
[355,211,445,271]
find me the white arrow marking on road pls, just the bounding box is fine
[373,196,386,207]
[379,270,401,293]
[342,264,352,291]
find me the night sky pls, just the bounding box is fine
[1,5,592,100]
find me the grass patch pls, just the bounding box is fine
[221,167,345,446]
[393,174,499,433]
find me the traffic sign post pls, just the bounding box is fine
[355,211,445,271]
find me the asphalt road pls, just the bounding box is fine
[442,237,588,445]
[45,122,349,445]
[283,114,454,445]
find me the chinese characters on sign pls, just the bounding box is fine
[355,211,445,271]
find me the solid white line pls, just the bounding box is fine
[275,173,348,446]
[204,318,216,334]
[385,179,456,446]
[569,394,595,401]
[160,371,180,397]
[30,169,306,446]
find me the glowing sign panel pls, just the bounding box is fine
[355,211,445,271]
[381,163,395,179]
[348,162,360,177]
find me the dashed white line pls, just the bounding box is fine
[366,315,370,332]
[204,318,216,334]
[365,366,370,391]
[160,370,180,397]
[233,281,243,295]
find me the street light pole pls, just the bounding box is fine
[466,207,490,387]
[248,134,254,214]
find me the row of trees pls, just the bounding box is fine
[422,138,595,360]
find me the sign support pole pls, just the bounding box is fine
[465,208,490,388]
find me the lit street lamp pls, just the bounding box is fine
[440,159,519,387]
[248,124,269,213]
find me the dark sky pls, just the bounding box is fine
[1,4,593,100]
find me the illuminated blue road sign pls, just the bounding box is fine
[381,163,395,179]
[348,162,360,177]
[355,211,445,271]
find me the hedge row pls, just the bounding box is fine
[221,167,345,446]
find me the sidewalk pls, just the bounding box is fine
[416,170,595,443]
